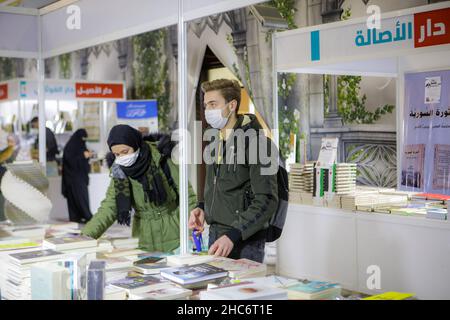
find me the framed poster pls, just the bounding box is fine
[401,70,450,195]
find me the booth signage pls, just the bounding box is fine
[276,6,450,68]
[414,7,450,48]
[116,100,158,119]
[75,83,124,99]
[44,82,76,100]
[0,84,8,101]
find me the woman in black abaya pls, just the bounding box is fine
[62,129,93,223]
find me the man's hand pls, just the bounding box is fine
[208,235,234,257]
[188,207,205,233]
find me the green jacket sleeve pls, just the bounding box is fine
[231,137,279,241]
[81,179,117,239]
[166,158,197,212]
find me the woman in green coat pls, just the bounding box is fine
[82,125,197,252]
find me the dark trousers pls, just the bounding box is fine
[65,183,92,223]
[208,224,266,263]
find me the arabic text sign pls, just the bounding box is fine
[75,83,124,99]
[116,100,158,119]
[0,84,7,101]
[402,70,450,195]
[414,7,450,48]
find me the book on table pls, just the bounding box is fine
[166,254,215,266]
[8,249,66,265]
[43,235,97,251]
[206,257,267,279]
[200,282,288,300]
[284,280,341,300]
[160,263,228,286]
[109,274,172,295]
[133,262,172,275]
[128,284,193,300]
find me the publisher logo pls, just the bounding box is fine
[414,7,450,48]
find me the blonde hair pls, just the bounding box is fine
[201,79,241,112]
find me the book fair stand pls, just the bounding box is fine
[0,0,266,285]
[272,2,450,299]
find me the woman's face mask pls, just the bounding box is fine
[205,102,232,129]
[115,148,140,167]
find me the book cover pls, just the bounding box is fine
[161,263,228,285]
[9,249,65,264]
[129,285,192,300]
[133,263,172,275]
[401,144,425,189]
[110,275,170,293]
[285,281,340,294]
[43,235,96,248]
[201,283,287,300]
[432,144,450,190]
[207,258,266,279]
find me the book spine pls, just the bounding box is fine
[87,262,106,300]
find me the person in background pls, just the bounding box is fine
[30,116,59,162]
[0,135,16,222]
[82,124,197,252]
[62,129,93,223]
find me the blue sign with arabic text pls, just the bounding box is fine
[116,100,158,119]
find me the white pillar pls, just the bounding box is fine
[178,0,189,255]
[37,13,47,169]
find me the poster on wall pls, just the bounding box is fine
[401,70,450,195]
[82,101,101,142]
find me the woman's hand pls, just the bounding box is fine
[84,150,93,159]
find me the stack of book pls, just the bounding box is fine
[200,281,288,300]
[289,163,314,205]
[289,163,314,193]
[426,208,448,220]
[3,249,66,300]
[207,257,267,279]
[160,263,228,289]
[334,163,357,195]
[341,187,409,211]
[284,280,341,300]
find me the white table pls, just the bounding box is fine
[277,203,450,300]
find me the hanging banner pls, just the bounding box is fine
[75,82,124,99]
[0,83,8,101]
[116,100,158,119]
[400,70,450,195]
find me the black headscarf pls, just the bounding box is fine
[107,125,167,226]
[62,129,90,196]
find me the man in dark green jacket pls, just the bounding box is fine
[189,79,278,263]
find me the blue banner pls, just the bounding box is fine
[116,100,158,119]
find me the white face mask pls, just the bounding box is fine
[30,128,38,135]
[205,103,232,129]
[115,148,140,167]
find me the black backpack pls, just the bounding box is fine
[265,158,289,242]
